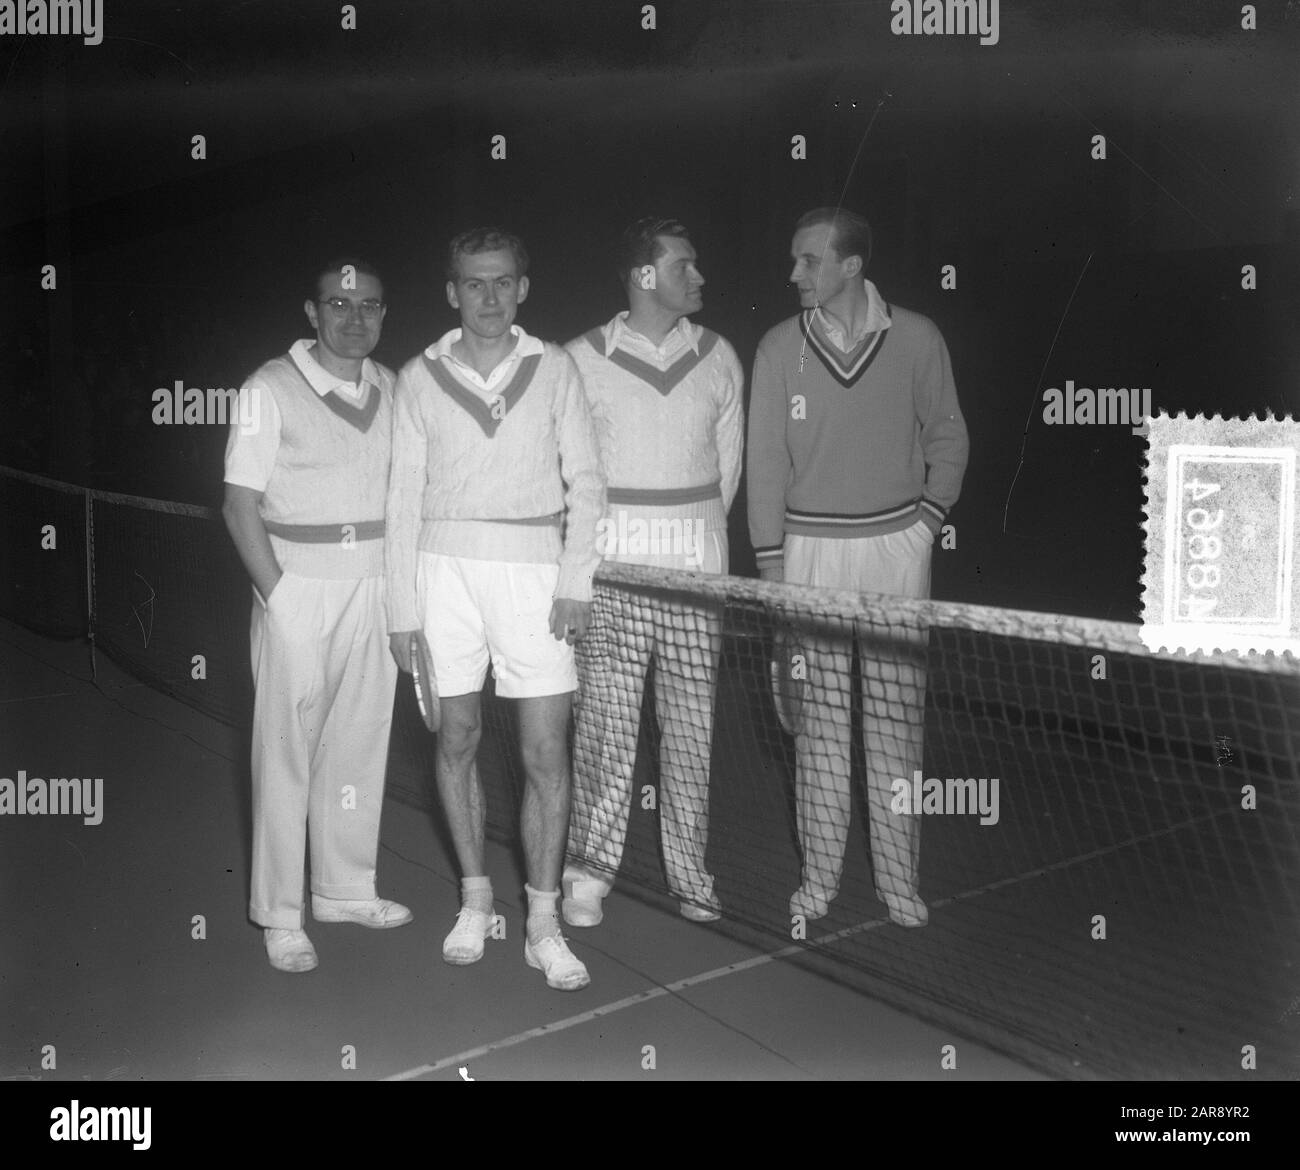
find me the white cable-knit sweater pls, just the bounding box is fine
[565,313,744,524]
[385,327,606,633]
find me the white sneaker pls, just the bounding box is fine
[562,877,609,928]
[788,886,831,921]
[524,932,591,991]
[880,891,929,928]
[679,894,722,923]
[442,907,503,965]
[264,928,318,973]
[312,896,413,928]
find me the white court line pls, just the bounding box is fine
[385,808,1227,1080]
[383,926,884,1080]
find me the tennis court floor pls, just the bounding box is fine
[0,617,1042,1081]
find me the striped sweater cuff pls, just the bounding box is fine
[919,499,947,534]
[754,544,784,573]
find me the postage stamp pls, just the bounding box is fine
[1142,413,1299,656]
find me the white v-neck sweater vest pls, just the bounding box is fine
[253,351,394,579]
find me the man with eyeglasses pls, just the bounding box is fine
[386,228,604,991]
[560,216,744,930]
[223,258,411,974]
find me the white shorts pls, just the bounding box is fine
[416,552,577,699]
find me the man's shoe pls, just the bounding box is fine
[679,895,722,923]
[788,886,831,921]
[881,891,929,928]
[524,933,591,991]
[265,928,318,973]
[562,877,608,928]
[442,907,503,965]
[312,896,413,929]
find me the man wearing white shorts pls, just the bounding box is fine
[561,216,743,928]
[747,208,969,927]
[223,258,412,974]
[386,228,605,991]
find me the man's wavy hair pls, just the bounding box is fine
[794,207,872,271]
[446,228,530,281]
[616,216,692,287]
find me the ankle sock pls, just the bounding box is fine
[525,883,561,944]
[461,875,494,915]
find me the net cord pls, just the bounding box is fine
[3,464,1295,678]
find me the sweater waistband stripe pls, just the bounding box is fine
[494,513,562,527]
[786,498,921,526]
[265,519,385,543]
[607,482,720,506]
[432,513,561,528]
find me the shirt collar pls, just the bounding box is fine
[290,338,382,397]
[813,279,892,351]
[604,311,701,358]
[426,324,544,368]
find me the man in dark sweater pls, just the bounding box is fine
[746,207,969,927]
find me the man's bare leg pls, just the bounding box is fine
[436,691,500,963]
[517,691,572,889]
[517,690,590,989]
[435,692,486,873]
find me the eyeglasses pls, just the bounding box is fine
[318,297,385,320]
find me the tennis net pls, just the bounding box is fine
[4,463,1298,1080]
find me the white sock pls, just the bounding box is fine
[525,883,561,944]
[461,875,493,915]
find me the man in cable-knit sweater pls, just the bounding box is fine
[223,258,412,974]
[560,216,744,930]
[747,208,969,928]
[386,228,605,991]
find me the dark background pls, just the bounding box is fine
[1,0,1296,618]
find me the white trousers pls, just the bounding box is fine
[784,520,934,905]
[566,531,727,904]
[248,573,397,929]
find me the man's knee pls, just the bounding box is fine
[438,702,482,761]
[521,728,570,788]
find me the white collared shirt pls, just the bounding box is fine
[602,311,701,361]
[225,339,386,491]
[814,279,893,352]
[288,338,383,403]
[425,325,546,398]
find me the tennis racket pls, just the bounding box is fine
[769,627,806,738]
[409,631,441,733]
